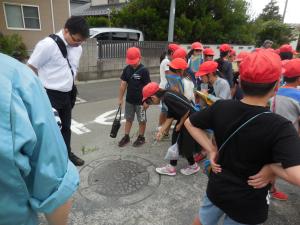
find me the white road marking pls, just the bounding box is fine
[75,97,87,104]
[71,119,91,135]
[94,109,125,126]
[71,109,126,135]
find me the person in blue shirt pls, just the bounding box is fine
[0,53,79,225]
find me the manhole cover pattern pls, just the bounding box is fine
[88,160,149,196]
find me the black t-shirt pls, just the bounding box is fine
[189,100,300,224]
[215,58,233,88]
[162,91,196,120]
[121,64,150,105]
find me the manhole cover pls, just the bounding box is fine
[89,160,149,196]
[79,155,160,206]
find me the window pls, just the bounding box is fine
[128,33,140,41]
[4,3,40,30]
[96,32,111,41]
[111,32,128,41]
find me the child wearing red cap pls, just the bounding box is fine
[203,48,215,62]
[228,49,236,62]
[271,58,300,132]
[215,44,234,90]
[196,61,231,102]
[142,82,200,176]
[185,50,300,225]
[165,58,185,93]
[188,42,204,73]
[118,47,151,147]
[268,59,300,201]
[194,48,215,108]
[279,44,294,60]
[231,51,250,100]
[158,44,178,133]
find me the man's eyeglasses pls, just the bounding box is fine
[70,34,84,43]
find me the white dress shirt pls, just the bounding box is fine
[159,57,170,89]
[28,30,82,92]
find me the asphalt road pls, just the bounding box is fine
[39,77,300,225]
[76,76,160,103]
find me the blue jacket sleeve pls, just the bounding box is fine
[11,65,79,214]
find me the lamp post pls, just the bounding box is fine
[282,0,288,22]
[168,0,176,42]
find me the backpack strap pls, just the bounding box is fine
[49,34,74,77]
[166,91,199,112]
[218,111,271,152]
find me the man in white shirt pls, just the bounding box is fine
[28,16,89,166]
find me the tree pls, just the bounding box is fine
[0,33,27,62]
[112,0,255,44]
[258,0,282,21]
[86,16,110,27]
[255,0,295,47]
[255,20,296,48]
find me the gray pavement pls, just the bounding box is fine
[41,79,300,225]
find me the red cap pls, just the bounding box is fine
[195,61,218,77]
[168,58,188,70]
[219,44,231,52]
[239,50,282,83]
[282,59,300,78]
[203,48,215,56]
[172,48,187,59]
[235,51,250,62]
[142,82,160,102]
[168,43,180,52]
[279,44,293,53]
[126,47,141,65]
[229,49,236,56]
[191,42,203,50]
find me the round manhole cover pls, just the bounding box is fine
[89,160,149,196]
[79,155,160,206]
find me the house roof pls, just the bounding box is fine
[71,2,126,16]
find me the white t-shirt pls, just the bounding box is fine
[159,57,170,89]
[182,77,195,102]
[28,30,82,92]
[213,77,231,100]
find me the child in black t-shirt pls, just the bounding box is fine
[118,47,150,147]
[142,81,200,176]
[185,50,300,225]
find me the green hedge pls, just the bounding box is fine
[0,33,27,61]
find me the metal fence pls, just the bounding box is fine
[98,40,168,59]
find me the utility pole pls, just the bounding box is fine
[282,0,288,22]
[107,8,111,27]
[168,0,176,42]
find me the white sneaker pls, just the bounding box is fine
[180,163,200,175]
[156,164,176,176]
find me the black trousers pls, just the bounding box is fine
[170,122,198,166]
[46,89,72,155]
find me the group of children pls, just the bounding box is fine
[117,42,300,225]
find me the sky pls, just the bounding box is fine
[246,0,300,24]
